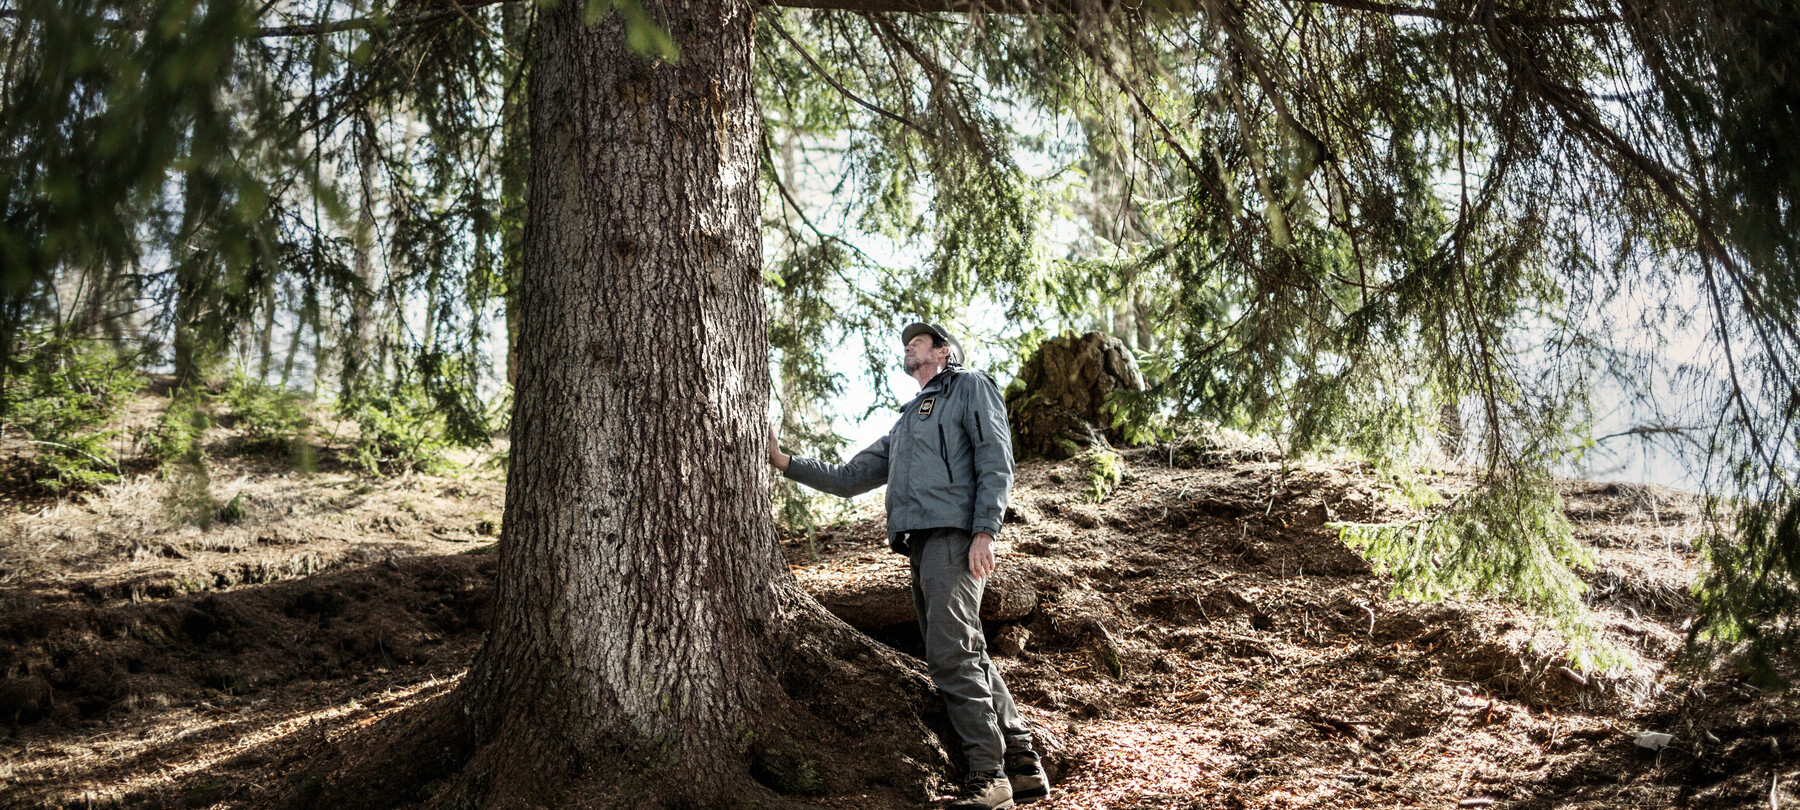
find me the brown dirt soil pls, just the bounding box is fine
[1,395,1795,809]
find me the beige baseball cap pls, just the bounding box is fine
[901,322,963,365]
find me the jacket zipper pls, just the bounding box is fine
[938,424,955,483]
[974,411,985,444]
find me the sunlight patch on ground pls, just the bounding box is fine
[15,674,462,808]
[1051,719,1221,808]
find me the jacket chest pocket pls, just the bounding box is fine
[909,396,956,484]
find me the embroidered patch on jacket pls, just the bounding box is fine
[918,398,936,416]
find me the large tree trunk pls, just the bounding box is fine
[458,0,781,794]
[304,4,956,807]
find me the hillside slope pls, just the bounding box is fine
[0,403,1790,809]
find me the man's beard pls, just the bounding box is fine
[903,355,922,374]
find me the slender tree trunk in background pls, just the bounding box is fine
[172,293,199,389]
[172,183,205,391]
[278,316,302,390]
[1133,293,1154,354]
[451,0,787,799]
[378,288,398,386]
[420,264,438,355]
[310,316,324,398]
[64,264,125,340]
[1441,398,1465,465]
[0,294,29,420]
[500,1,527,390]
[99,283,138,357]
[342,115,380,400]
[255,290,276,383]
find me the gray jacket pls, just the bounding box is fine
[784,365,1014,553]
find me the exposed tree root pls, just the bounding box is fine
[760,581,956,799]
[286,582,954,809]
[286,690,475,810]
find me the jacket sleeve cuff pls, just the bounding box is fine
[782,458,818,488]
[973,519,1003,537]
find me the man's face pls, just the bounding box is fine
[903,334,947,374]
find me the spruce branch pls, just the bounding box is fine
[764,13,936,141]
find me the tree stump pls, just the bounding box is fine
[1005,331,1146,459]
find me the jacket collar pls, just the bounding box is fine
[921,364,962,393]
[903,364,961,409]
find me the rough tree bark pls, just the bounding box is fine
[452,0,781,795]
[305,1,954,807]
[1006,330,1146,458]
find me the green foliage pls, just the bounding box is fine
[1643,3,1800,676]
[219,372,312,464]
[343,386,453,475]
[1080,448,1123,504]
[0,0,268,295]
[146,389,211,465]
[1,334,140,492]
[1390,474,1446,511]
[1338,471,1588,609]
[341,366,490,476]
[28,440,119,492]
[757,10,1049,417]
[1693,494,1800,684]
[1335,468,1618,671]
[216,490,246,524]
[5,0,514,481]
[150,387,220,527]
[1101,387,1166,448]
[337,345,498,475]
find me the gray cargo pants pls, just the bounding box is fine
[906,527,1036,773]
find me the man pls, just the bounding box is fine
[767,323,1048,810]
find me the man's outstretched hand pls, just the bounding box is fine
[970,532,997,579]
[767,424,790,472]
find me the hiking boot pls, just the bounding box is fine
[949,769,1014,809]
[1003,751,1049,804]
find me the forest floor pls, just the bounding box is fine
[2,390,1797,809]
